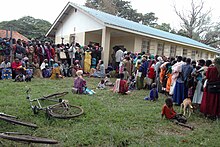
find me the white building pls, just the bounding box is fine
[46,2,220,67]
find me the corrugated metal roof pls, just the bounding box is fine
[72,3,219,53]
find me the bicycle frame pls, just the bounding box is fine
[26,88,63,112]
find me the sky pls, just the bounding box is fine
[0,0,220,30]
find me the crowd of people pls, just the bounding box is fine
[74,47,220,120]
[0,37,103,80]
[1,37,220,121]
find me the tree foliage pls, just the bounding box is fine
[173,0,220,49]
[0,16,51,40]
[174,0,212,40]
[155,23,172,32]
[85,0,158,26]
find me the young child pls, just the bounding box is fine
[162,98,187,124]
[144,83,158,101]
[161,98,176,119]
[104,74,114,86]
[97,79,106,89]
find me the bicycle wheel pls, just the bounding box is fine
[0,132,58,144]
[43,92,68,99]
[0,115,37,128]
[47,103,84,119]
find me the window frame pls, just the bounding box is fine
[183,48,188,57]
[170,45,177,57]
[141,39,150,54]
[157,42,164,56]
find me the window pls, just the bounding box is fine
[170,45,176,57]
[205,53,209,59]
[183,49,188,57]
[157,43,164,55]
[200,52,203,58]
[191,50,196,60]
[211,54,215,58]
[142,40,150,53]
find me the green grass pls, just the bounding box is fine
[0,77,220,146]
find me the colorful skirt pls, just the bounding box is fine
[173,81,185,105]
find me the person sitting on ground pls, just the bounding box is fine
[0,58,12,79]
[61,60,70,77]
[32,59,42,78]
[162,98,187,124]
[11,58,22,79]
[40,59,49,78]
[72,70,95,95]
[162,98,176,119]
[14,68,26,82]
[144,83,158,101]
[104,74,114,86]
[71,60,81,77]
[91,60,105,78]
[112,73,129,94]
[97,79,106,89]
[50,63,63,79]
[72,70,86,94]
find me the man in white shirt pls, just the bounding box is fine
[68,45,76,65]
[115,48,124,69]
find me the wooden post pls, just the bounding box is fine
[9,27,13,63]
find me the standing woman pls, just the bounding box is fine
[192,59,206,105]
[84,49,92,74]
[123,56,132,76]
[200,57,220,119]
[173,58,193,105]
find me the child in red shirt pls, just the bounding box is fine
[162,98,176,119]
[162,98,187,124]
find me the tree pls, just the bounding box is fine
[141,12,158,27]
[201,23,220,48]
[0,16,51,39]
[174,0,212,41]
[85,0,158,26]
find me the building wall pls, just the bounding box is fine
[134,36,142,53]
[55,8,104,44]
[164,43,171,57]
[176,46,183,56]
[54,10,217,64]
[85,32,102,45]
[110,36,135,52]
[149,40,157,55]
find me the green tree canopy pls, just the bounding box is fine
[85,0,158,26]
[0,16,51,40]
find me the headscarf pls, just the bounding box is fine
[157,56,163,63]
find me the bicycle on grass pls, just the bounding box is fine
[26,88,84,119]
[0,113,58,144]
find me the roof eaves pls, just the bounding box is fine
[69,2,105,26]
[46,2,72,37]
[105,23,219,54]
